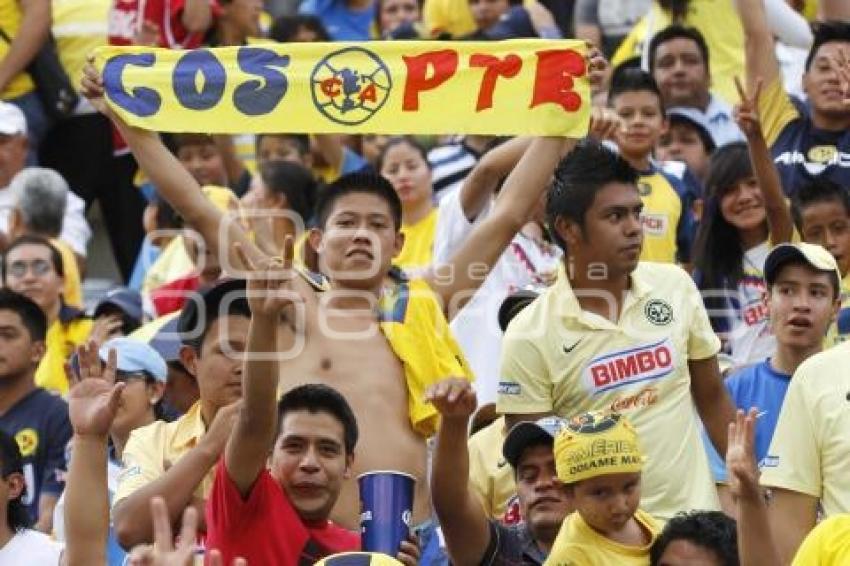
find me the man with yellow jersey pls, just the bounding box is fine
[497,140,735,520]
[737,0,850,195]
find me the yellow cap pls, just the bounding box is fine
[554,411,644,484]
[313,553,405,566]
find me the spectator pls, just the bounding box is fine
[251,132,367,186]
[0,113,92,264]
[172,134,233,192]
[92,287,145,343]
[269,13,331,42]
[546,411,661,563]
[378,137,438,272]
[608,68,698,264]
[789,515,850,566]
[433,138,562,404]
[375,0,422,39]
[2,235,92,395]
[465,0,518,38]
[0,289,71,534]
[5,167,87,309]
[0,0,50,162]
[649,511,739,566]
[656,107,717,183]
[758,334,850,561]
[111,279,245,549]
[497,140,735,520]
[791,180,850,346]
[423,0,476,38]
[298,0,375,41]
[737,1,850,194]
[430,378,570,564]
[0,430,63,564]
[574,0,652,58]
[204,260,366,563]
[428,135,498,200]
[649,25,744,147]
[142,314,199,416]
[692,139,791,369]
[703,243,840,515]
[53,338,167,566]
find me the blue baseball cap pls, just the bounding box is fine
[99,337,167,382]
[94,287,143,325]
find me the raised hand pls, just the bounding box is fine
[200,400,243,456]
[88,314,124,348]
[235,239,297,318]
[733,75,764,138]
[586,45,609,95]
[425,378,477,421]
[726,407,761,501]
[587,106,623,141]
[80,55,113,118]
[68,343,124,437]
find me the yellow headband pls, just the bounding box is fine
[554,411,644,484]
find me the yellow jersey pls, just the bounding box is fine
[51,238,82,309]
[52,0,110,100]
[396,208,438,273]
[0,0,35,99]
[497,262,722,518]
[761,342,850,517]
[468,417,518,521]
[636,167,689,264]
[792,514,850,566]
[35,306,92,395]
[545,508,661,566]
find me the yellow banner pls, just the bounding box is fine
[93,40,590,136]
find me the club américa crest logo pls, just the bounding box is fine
[644,298,673,326]
[310,47,392,125]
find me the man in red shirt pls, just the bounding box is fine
[205,253,418,564]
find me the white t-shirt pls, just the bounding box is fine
[433,190,561,404]
[728,241,775,367]
[0,530,63,565]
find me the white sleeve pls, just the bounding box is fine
[765,0,814,49]
[432,188,493,265]
[60,191,92,257]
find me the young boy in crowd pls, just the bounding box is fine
[703,242,841,514]
[791,180,850,346]
[649,511,738,566]
[608,67,699,264]
[546,410,661,564]
[256,132,367,184]
[656,107,717,184]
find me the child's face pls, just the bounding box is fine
[361,134,389,166]
[800,199,850,277]
[612,91,666,161]
[719,176,766,233]
[257,136,309,169]
[468,0,510,31]
[655,121,710,181]
[768,263,838,348]
[177,143,227,187]
[568,472,642,535]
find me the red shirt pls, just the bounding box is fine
[108,0,210,48]
[206,458,360,565]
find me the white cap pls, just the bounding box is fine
[0,101,27,136]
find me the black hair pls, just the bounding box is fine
[649,24,710,73]
[667,114,716,153]
[256,133,310,157]
[314,171,403,231]
[658,0,691,22]
[259,160,318,223]
[693,142,758,290]
[546,139,639,250]
[0,430,32,532]
[650,511,739,566]
[269,14,331,42]
[2,234,65,281]
[172,133,216,152]
[154,196,184,231]
[277,384,359,455]
[376,136,432,173]
[177,279,251,353]
[791,178,850,231]
[608,67,665,113]
[805,21,850,71]
[0,289,48,342]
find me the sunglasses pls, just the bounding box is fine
[7,259,53,278]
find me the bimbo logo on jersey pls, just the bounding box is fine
[583,338,676,394]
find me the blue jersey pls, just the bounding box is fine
[0,388,71,521]
[299,0,375,41]
[703,360,791,482]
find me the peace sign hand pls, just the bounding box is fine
[726,407,761,502]
[236,238,298,319]
[733,76,764,139]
